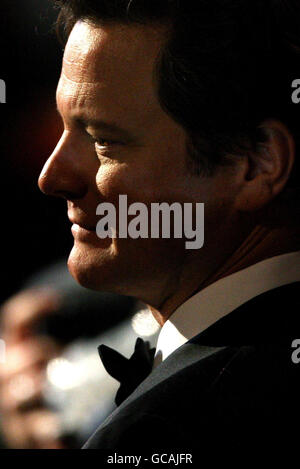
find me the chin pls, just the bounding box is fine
[67,254,98,291]
[67,243,127,294]
[67,237,178,303]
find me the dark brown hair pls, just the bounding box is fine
[55,0,300,182]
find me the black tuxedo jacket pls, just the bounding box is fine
[84,282,300,457]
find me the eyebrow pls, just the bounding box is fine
[80,117,134,140]
[56,106,134,141]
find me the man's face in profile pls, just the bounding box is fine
[39,20,243,308]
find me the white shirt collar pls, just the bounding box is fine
[154,251,300,367]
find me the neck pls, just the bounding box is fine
[150,197,300,326]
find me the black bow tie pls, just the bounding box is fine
[98,338,156,406]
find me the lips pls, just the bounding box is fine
[68,218,96,232]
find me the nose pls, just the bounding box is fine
[38,131,87,200]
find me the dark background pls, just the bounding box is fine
[0,0,71,303]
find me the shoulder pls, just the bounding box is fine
[84,342,300,451]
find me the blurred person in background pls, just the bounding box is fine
[0,260,158,448]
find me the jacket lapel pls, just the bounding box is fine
[92,282,300,433]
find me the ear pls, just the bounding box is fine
[235,119,295,212]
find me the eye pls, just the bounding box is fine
[86,131,124,154]
[95,138,115,147]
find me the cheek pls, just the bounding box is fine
[95,162,160,204]
[96,163,129,200]
[94,155,194,206]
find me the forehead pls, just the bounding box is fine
[63,20,165,83]
[58,20,168,127]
